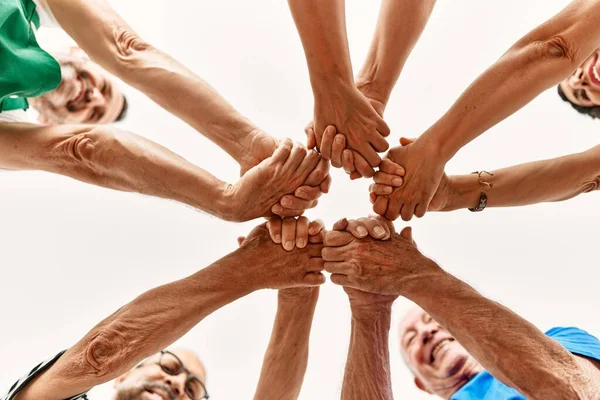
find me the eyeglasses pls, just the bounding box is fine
[144,350,209,400]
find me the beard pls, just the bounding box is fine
[114,381,177,400]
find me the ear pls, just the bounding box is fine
[68,46,88,59]
[414,377,431,394]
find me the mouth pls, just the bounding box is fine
[145,388,170,400]
[430,337,455,365]
[589,53,600,86]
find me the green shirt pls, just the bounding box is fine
[0,0,61,112]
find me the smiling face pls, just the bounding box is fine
[28,52,126,125]
[113,349,207,400]
[559,49,600,113]
[398,307,482,398]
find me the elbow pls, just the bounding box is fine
[512,35,583,80]
[108,26,155,79]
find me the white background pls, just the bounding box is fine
[1,0,599,398]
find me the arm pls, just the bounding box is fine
[406,269,600,400]
[14,223,325,400]
[253,288,319,400]
[45,0,263,167]
[342,289,395,400]
[433,144,600,211]
[288,0,390,167]
[355,0,437,106]
[379,0,600,221]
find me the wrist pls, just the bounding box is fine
[278,287,320,306]
[351,303,392,325]
[442,174,482,211]
[401,263,453,303]
[218,183,241,222]
[355,74,392,107]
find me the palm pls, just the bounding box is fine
[240,134,279,176]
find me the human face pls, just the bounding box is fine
[398,307,482,397]
[114,349,208,400]
[559,49,600,108]
[30,55,124,124]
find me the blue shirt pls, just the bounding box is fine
[451,327,600,400]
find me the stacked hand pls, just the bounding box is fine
[305,83,391,180]
[230,138,331,221]
[370,137,450,221]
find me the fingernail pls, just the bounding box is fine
[392,178,403,186]
[357,226,368,236]
[336,136,344,144]
[373,226,385,237]
[296,189,306,198]
[297,238,306,248]
[384,186,392,194]
[284,241,294,251]
[396,169,404,176]
[281,197,292,207]
[274,234,281,243]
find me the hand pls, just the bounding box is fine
[237,223,325,289]
[266,216,325,251]
[313,84,390,168]
[239,131,331,218]
[228,139,323,221]
[373,136,446,221]
[323,217,438,296]
[305,91,388,180]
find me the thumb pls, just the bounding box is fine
[301,272,326,286]
[399,137,416,147]
[237,236,246,247]
[399,227,417,246]
[332,218,349,231]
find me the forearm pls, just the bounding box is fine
[406,268,593,399]
[342,306,393,400]
[356,0,437,104]
[254,289,319,400]
[47,0,260,164]
[420,0,600,160]
[441,145,600,211]
[16,248,256,400]
[287,0,354,90]
[0,123,235,220]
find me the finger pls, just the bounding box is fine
[308,219,325,236]
[330,273,351,287]
[281,217,297,251]
[358,145,381,168]
[350,172,362,180]
[304,158,330,186]
[294,185,322,201]
[379,159,405,176]
[332,218,349,231]
[342,149,355,175]
[369,183,393,196]
[308,242,324,257]
[378,119,391,137]
[358,216,390,240]
[373,196,388,217]
[296,216,310,249]
[331,134,346,168]
[400,202,416,222]
[307,258,325,272]
[323,230,354,247]
[399,137,416,146]
[324,261,354,275]
[237,236,245,246]
[271,204,306,218]
[415,202,428,219]
[346,219,369,239]
[322,245,349,262]
[354,151,375,178]
[320,125,336,160]
[385,194,402,221]
[266,217,282,243]
[399,226,416,246]
[280,195,318,211]
[301,272,326,286]
[283,142,308,171]
[271,138,293,164]
[373,171,404,187]
[370,132,390,153]
[296,149,321,176]
[320,174,332,193]
[306,127,316,149]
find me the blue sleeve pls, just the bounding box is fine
[546,327,600,362]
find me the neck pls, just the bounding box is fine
[437,358,484,399]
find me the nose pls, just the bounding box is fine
[84,88,106,107]
[421,327,438,344]
[569,67,589,89]
[165,375,187,399]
